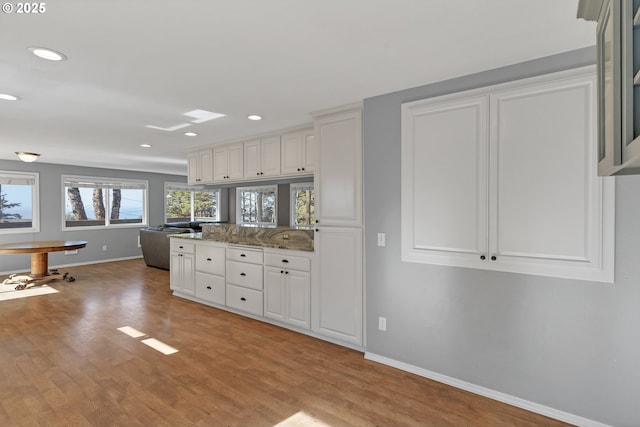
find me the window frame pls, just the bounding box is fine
[290,182,314,229]
[62,174,148,231]
[0,170,40,235]
[164,182,221,223]
[236,184,278,226]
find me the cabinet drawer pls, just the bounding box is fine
[226,247,263,264]
[196,245,225,275]
[195,272,225,305]
[226,284,263,316]
[264,252,311,272]
[226,260,263,290]
[170,239,195,254]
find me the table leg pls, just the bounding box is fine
[30,253,48,277]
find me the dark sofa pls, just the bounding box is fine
[139,222,202,270]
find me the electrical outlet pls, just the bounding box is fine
[102,245,107,251]
[377,233,386,247]
[378,316,387,331]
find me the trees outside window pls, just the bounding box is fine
[0,171,39,234]
[165,183,220,223]
[236,185,277,226]
[290,182,314,228]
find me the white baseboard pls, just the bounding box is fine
[364,352,610,427]
[0,255,143,276]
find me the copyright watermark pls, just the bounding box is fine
[2,3,46,13]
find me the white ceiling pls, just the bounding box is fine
[0,0,596,176]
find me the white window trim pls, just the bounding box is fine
[62,174,148,231]
[236,184,278,226]
[0,170,40,235]
[290,182,314,228]
[164,182,221,223]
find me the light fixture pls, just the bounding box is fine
[0,93,20,101]
[184,132,197,137]
[140,144,152,148]
[247,114,262,121]
[27,46,67,61]
[15,152,40,162]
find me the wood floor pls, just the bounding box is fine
[0,259,568,427]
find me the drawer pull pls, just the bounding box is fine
[206,258,212,261]
[206,286,212,290]
[240,297,246,301]
[240,253,246,258]
[282,259,289,263]
[179,246,183,249]
[240,272,246,276]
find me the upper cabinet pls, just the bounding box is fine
[244,136,281,179]
[281,130,315,175]
[401,68,615,282]
[579,0,640,175]
[314,108,363,227]
[187,149,213,185]
[213,143,244,182]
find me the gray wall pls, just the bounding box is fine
[0,159,185,274]
[364,47,640,426]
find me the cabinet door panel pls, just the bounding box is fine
[287,270,310,329]
[244,140,261,178]
[264,267,285,321]
[303,132,315,173]
[227,144,244,180]
[261,136,281,177]
[491,76,596,263]
[213,147,228,181]
[281,132,302,175]
[401,95,489,262]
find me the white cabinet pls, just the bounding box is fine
[312,227,362,345]
[194,242,225,305]
[225,247,264,315]
[401,68,615,282]
[213,143,244,182]
[314,108,362,227]
[170,239,195,295]
[281,129,315,175]
[244,136,281,178]
[263,249,311,329]
[187,149,213,184]
[579,0,640,175]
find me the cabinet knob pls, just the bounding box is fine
[281,270,284,274]
[179,245,183,249]
[480,255,486,260]
[240,272,246,276]
[206,286,212,290]
[282,259,289,263]
[241,297,246,301]
[285,271,289,275]
[206,258,212,261]
[256,172,260,176]
[315,220,319,223]
[260,172,264,175]
[297,168,301,171]
[491,255,497,261]
[315,228,319,232]
[301,167,305,171]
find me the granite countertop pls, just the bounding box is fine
[170,226,314,252]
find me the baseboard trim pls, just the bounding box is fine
[364,352,610,427]
[0,256,143,276]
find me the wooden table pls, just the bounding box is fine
[0,240,87,277]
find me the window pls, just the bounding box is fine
[0,171,39,234]
[236,185,277,226]
[165,183,220,223]
[290,182,314,228]
[63,175,148,229]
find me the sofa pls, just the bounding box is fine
[139,222,202,270]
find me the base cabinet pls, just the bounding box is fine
[312,227,363,345]
[263,249,311,329]
[170,241,195,295]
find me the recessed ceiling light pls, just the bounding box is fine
[184,132,197,137]
[140,144,152,148]
[0,93,20,101]
[28,46,67,61]
[248,115,262,121]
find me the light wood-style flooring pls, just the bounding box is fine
[0,259,568,426]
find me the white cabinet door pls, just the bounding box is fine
[187,149,213,184]
[287,269,310,329]
[264,266,286,322]
[312,227,362,345]
[303,131,315,173]
[214,144,244,182]
[244,139,261,178]
[213,146,228,182]
[281,132,303,175]
[187,151,200,185]
[260,136,281,177]
[170,252,195,295]
[315,109,362,227]
[401,95,489,264]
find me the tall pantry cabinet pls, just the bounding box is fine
[312,104,364,347]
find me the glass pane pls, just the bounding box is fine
[238,186,276,225]
[166,190,192,223]
[194,190,218,221]
[0,183,33,229]
[293,189,315,227]
[65,186,106,227]
[109,188,144,224]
